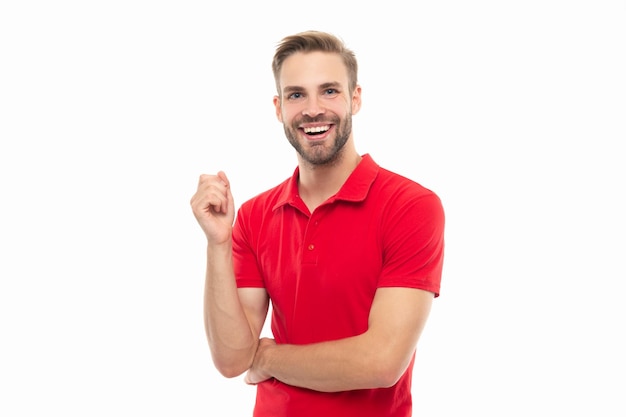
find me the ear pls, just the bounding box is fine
[273,95,283,123]
[351,85,362,115]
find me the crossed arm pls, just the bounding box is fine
[243,286,433,392]
[223,284,434,393]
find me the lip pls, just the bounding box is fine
[300,124,334,141]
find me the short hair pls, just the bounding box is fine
[272,30,358,96]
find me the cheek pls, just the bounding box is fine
[280,107,300,124]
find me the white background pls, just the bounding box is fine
[1,1,625,415]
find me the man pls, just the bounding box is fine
[190,30,445,417]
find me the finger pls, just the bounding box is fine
[190,189,226,219]
[195,174,229,213]
[243,372,257,386]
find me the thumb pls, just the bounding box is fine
[216,171,234,214]
[217,170,230,187]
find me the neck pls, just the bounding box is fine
[297,145,361,212]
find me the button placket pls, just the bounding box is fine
[302,213,320,264]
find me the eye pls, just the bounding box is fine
[287,92,304,100]
[323,88,338,96]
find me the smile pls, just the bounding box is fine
[303,125,331,134]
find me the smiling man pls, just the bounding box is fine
[190,30,445,417]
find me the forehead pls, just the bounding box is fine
[279,51,349,90]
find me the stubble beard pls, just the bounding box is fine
[284,113,352,167]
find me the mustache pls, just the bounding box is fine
[297,115,338,124]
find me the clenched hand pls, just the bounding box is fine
[190,171,235,245]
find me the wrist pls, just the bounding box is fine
[257,338,277,374]
[206,240,233,264]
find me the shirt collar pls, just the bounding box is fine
[272,154,379,211]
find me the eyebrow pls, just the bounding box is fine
[282,81,342,95]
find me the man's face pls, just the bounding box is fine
[274,51,361,166]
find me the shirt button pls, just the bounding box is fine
[308,244,315,250]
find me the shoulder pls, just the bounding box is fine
[237,175,295,219]
[374,166,442,207]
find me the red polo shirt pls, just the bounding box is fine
[232,154,445,417]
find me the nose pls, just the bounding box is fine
[302,95,325,117]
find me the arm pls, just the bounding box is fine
[245,286,433,392]
[191,171,269,378]
[204,247,269,377]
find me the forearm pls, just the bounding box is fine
[248,288,433,392]
[204,242,256,377]
[254,332,411,392]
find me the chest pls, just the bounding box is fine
[256,203,384,339]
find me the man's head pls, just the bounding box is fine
[271,31,362,167]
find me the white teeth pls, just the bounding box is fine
[303,125,330,134]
